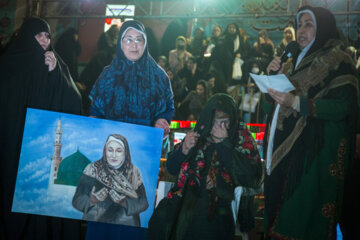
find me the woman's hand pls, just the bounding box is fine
[90,186,108,205]
[210,118,229,143]
[109,189,126,207]
[155,118,170,136]
[182,130,200,155]
[266,56,283,75]
[45,51,57,72]
[267,88,295,107]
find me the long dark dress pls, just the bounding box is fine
[0,18,82,240]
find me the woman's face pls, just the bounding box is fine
[157,59,166,68]
[35,32,50,50]
[296,13,316,50]
[106,140,125,168]
[196,84,205,96]
[284,29,293,41]
[227,24,237,35]
[211,117,230,136]
[177,39,185,50]
[213,26,221,37]
[122,28,145,61]
[186,59,195,70]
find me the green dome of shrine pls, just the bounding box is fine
[54,149,91,186]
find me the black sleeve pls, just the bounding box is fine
[166,144,188,176]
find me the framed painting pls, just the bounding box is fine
[12,108,164,229]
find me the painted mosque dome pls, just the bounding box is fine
[54,149,91,186]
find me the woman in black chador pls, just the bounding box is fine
[0,17,82,240]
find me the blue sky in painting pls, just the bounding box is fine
[12,108,164,228]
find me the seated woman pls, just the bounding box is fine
[72,134,148,226]
[147,94,264,240]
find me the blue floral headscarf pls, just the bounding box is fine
[90,20,174,126]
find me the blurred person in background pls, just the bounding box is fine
[177,56,202,92]
[97,24,119,54]
[55,27,81,82]
[276,26,296,57]
[169,35,192,74]
[177,80,208,120]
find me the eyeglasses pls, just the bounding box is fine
[122,37,145,46]
[213,118,230,127]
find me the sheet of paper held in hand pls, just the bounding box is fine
[249,73,295,93]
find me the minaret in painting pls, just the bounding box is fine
[49,118,63,184]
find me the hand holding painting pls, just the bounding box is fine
[90,186,108,205]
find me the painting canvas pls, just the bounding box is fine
[12,108,164,229]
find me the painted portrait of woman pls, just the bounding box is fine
[72,134,148,226]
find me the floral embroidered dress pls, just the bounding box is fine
[147,94,263,240]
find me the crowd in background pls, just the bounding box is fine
[1,10,359,240]
[1,21,360,124]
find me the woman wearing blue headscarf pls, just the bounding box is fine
[89,20,174,129]
[86,20,174,240]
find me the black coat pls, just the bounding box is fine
[0,18,82,240]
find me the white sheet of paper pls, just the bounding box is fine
[231,186,243,223]
[249,73,295,93]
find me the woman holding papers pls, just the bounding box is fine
[263,6,359,239]
[147,94,263,240]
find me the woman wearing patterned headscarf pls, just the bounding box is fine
[72,134,148,226]
[264,6,359,239]
[148,94,263,240]
[0,17,82,240]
